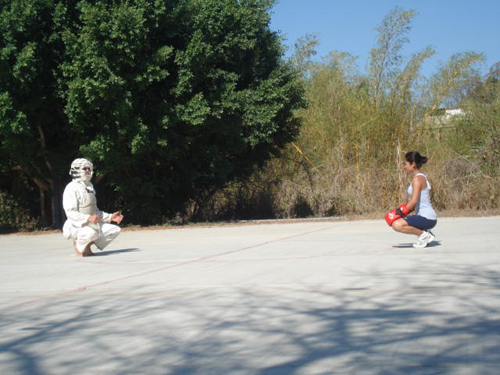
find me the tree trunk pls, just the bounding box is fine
[51,176,65,229]
[38,186,51,227]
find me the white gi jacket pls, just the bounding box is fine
[62,180,113,240]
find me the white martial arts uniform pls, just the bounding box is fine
[62,179,121,253]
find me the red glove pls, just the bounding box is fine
[385,209,401,226]
[397,204,410,217]
[385,204,410,226]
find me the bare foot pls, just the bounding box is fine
[73,242,83,257]
[82,243,95,257]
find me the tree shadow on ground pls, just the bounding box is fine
[0,261,499,374]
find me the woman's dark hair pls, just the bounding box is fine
[405,151,428,168]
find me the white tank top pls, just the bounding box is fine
[408,173,437,220]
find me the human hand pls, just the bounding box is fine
[88,214,99,224]
[112,212,123,224]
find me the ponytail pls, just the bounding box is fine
[405,151,428,168]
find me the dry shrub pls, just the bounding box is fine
[197,143,499,222]
[197,9,498,221]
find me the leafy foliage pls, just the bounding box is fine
[0,190,37,232]
[0,0,304,226]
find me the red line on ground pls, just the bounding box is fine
[0,225,332,312]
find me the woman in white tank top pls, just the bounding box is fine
[391,151,437,248]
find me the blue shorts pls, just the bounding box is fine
[404,215,437,230]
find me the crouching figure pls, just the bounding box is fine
[62,158,123,257]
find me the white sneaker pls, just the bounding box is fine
[413,231,435,248]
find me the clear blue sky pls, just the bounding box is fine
[270,0,500,77]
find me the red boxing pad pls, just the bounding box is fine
[385,209,402,226]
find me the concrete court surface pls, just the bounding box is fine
[0,216,499,375]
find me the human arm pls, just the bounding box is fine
[405,175,425,212]
[96,209,122,224]
[96,208,113,223]
[385,176,424,226]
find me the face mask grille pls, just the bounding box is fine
[69,159,93,180]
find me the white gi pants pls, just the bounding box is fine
[73,223,121,253]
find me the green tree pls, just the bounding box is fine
[369,7,416,106]
[291,33,318,76]
[0,0,70,227]
[0,0,304,227]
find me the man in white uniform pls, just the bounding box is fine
[62,158,123,257]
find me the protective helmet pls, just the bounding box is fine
[69,158,94,181]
